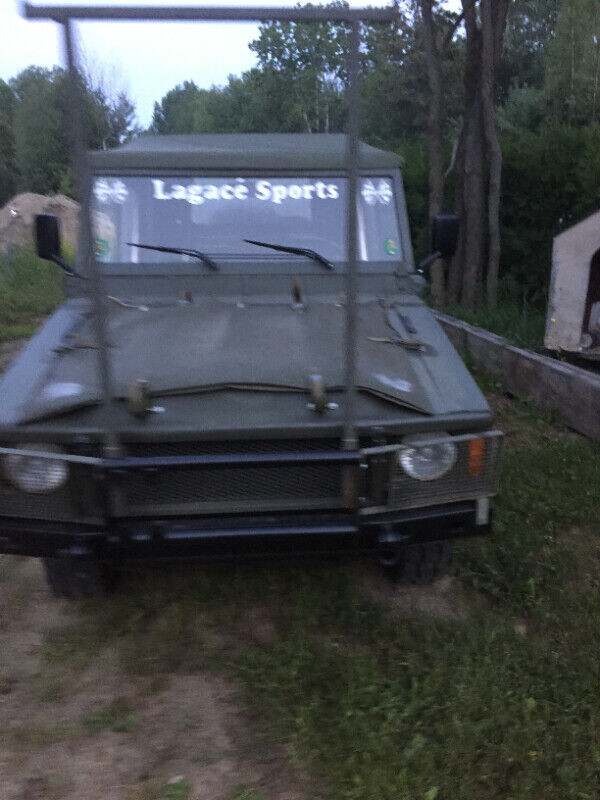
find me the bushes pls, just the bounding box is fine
[0,244,63,341]
[397,124,600,350]
[442,296,547,351]
[500,124,600,301]
[396,138,429,263]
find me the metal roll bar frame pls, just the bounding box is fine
[22,2,398,458]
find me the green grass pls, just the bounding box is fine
[441,297,547,351]
[0,244,64,342]
[228,394,600,799]
[33,383,600,799]
[163,778,191,800]
[83,697,138,734]
[230,787,267,800]
[8,722,80,747]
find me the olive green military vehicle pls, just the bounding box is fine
[0,134,502,597]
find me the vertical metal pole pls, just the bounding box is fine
[343,19,360,451]
[62,19,120,456]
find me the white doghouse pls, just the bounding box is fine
[545,211,600,360]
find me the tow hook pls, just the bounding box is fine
[377,523,407,567]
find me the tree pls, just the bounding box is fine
[480,0,510,308]
[429,0,508,309]
[94,89,138,149]
[545,0,600,126]
[0,80,17,206]
[8,65,138,197]
[151,80,205,134]
[418,1,467,304]
[249,5,348,133]
[361,11,446,148]
[12,68,70,195]
[497,0,560,99]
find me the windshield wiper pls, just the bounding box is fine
[244,239,334,271]
[126,242,219,271]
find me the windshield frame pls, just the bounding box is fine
[86,167,414,277]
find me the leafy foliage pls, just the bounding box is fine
[545,0,600,125]
[0,65,138,201]
[500,124,600,298]
[0,79,17,206]
[498,0,561,99]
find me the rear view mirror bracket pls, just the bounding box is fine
[418,250,442,276]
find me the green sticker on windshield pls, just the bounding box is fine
[385,238,398,256]
[94,237,109,258]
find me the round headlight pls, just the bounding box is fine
[399,434,457,481]
[3,444,68,493]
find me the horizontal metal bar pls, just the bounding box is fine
[163,523,358,540]
[0,445,359,469]
[0,446,101,466]
[361,430,504,457]
[0,503,484,559]
[103,449,360,470]
[23,3,397,22]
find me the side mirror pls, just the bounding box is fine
[418,213,461,276]
[431,213,460,259]
[34,214,81,278]
[35,214,61,260]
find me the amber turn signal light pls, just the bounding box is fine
[468,438,485,476]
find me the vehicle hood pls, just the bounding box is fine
[1,296,489,425]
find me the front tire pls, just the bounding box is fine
[43,557,116,599]
[382,541,453,584]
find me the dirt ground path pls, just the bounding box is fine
[0,340,317,799]
[0,339,27,373]
[0,557,322,800]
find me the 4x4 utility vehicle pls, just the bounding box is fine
[0,133,502,596]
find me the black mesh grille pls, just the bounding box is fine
[0,479,77,521]
[120,439,344,516]
[125,438,339,457]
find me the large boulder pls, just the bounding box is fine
[0,192,80,253]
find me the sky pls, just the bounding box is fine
[0,0,403,127]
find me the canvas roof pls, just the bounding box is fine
[89,133,402,172]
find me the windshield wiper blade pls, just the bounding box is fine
[244,239,334,271]
[126,242,219,271]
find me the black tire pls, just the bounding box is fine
[381,541,454,584]
[42,557,116,599]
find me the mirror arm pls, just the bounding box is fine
[417,250,442,277]
[51,255,84,279]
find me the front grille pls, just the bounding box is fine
[0,479,77,522]
[119,438,344,516]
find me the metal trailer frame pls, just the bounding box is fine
[22,2,399,459]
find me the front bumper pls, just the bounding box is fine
[0,501,490,561]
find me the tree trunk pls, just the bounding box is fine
[460,91,486,307]
[454,0,485,308]
[451,0,508,309]
[447,127,466,303]
[421,0,445,306]
[481,0,506,307]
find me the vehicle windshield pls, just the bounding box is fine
[91,175,402,265]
